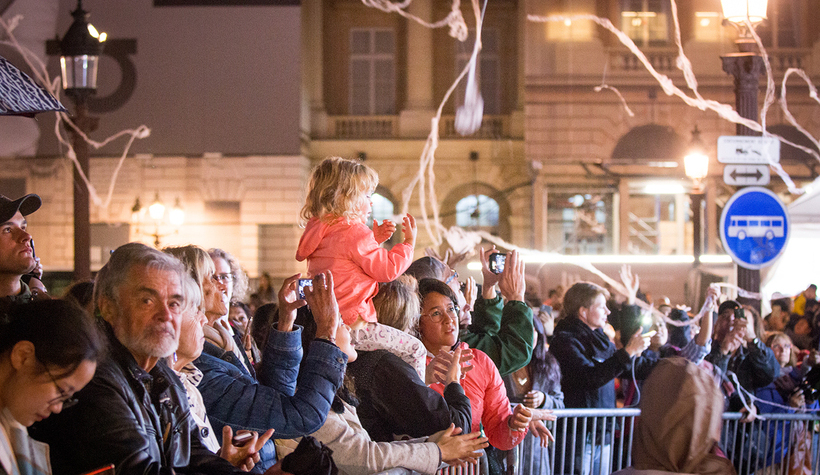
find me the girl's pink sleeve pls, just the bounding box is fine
[349,224,414,281]
[481,356,528,450]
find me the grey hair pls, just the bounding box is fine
[181,272,202,311]
[208,248,248,302]
[94,242,189,312]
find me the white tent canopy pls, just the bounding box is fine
[761,177,820,303]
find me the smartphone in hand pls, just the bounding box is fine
[232,430,254,447]
[489,252,506,274]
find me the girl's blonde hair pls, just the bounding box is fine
[300,156,378,223]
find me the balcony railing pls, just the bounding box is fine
[325,114,511,139]
[439,115,509,139]
[609,46,812,73]
[330,115,398,139]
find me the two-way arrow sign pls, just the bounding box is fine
[723,164,770,186]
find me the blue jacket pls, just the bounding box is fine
[194,326,347,440]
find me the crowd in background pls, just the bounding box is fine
[1,157,819,475]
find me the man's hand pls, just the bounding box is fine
[624,329,649,357]
[508,404,533,432]
[372,219,396,244]
[498,250,525,302]
[402,214,417,247]
[219,426,275,471]
[619,265,639,305]
[303,271,340,344]
[739,404,757,423]
[720,324,745,355]
[523,390,545,409]
[529,420,554,448]
[277,274,307,333]
[479,247,501,299]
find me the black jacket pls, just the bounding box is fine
[30,321,242,475]
[706,337,779,411]
[550,316,657,409]
[346,349,472,441]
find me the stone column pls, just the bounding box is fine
[532,170,549,251]
[303,0,327,136]
[400,0,435,136]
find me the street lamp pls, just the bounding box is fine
[684,126,709,264]
[721,0,767,310]
[58,0,106,282]
[131,194,185,248]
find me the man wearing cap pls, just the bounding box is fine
[0,193,43,316]
[705,299,778,415]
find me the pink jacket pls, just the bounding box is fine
[428,344,527,450]
[296,217,414,325]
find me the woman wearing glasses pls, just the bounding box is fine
[0,299,103,474]
[417,278,533,455]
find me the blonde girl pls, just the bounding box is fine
[296,157,425,377]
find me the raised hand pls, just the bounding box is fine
[402,214,417,247]
[304,271,340,344]
[277,274,307,333]
[372,219,397,244]
[498,250,525,302]
[479,247,501,298]
[619,265,639,305]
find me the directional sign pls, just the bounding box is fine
[720,187,789,270]
[718,136,780,164]
[723,164,770,186]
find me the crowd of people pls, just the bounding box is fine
[0,156,818,475]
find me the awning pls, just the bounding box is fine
[0,54,66,117]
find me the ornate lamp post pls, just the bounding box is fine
[684,126,709,264]
[720,0,768,310]
[58,0,106,281]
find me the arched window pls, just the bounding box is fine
[456,194,500,229]
[368,192,395,226]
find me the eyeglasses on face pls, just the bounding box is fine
[40,361,79,409]
[212,273,234,285]
[445,269,459,285]
[421,305,459,323]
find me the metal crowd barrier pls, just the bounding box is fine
[498,408,820,475]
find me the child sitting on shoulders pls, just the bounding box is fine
[296,156,425,378]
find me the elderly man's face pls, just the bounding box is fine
[105,264,185,369]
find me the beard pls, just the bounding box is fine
[114,320,179,359]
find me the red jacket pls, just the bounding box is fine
[296,216,414,325]
[429,344,527,450]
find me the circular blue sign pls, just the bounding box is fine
[720,187,790,270]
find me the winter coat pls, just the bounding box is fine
[429,345,527,451]
[30,321,242,475]
[347,349,472,441]
[461,295,534,376]
[296,217,414,325]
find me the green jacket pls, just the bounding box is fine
[459,295,534,376]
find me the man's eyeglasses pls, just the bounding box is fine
[42,363,79,409]
[445,270,459,285]
[212,273,234,285]
[421,305,459,323]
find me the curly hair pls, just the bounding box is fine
[300,156,378,224]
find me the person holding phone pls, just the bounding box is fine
[705,300,778,418]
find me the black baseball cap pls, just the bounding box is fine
[0,194,41,224]
[718,299,741,316]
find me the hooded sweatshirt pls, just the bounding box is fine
[296,217,414,325]
[613,357,736,475]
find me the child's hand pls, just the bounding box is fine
[402,214,417,247]
[373,219,396,244]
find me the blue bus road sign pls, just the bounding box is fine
[720,187,790,270]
